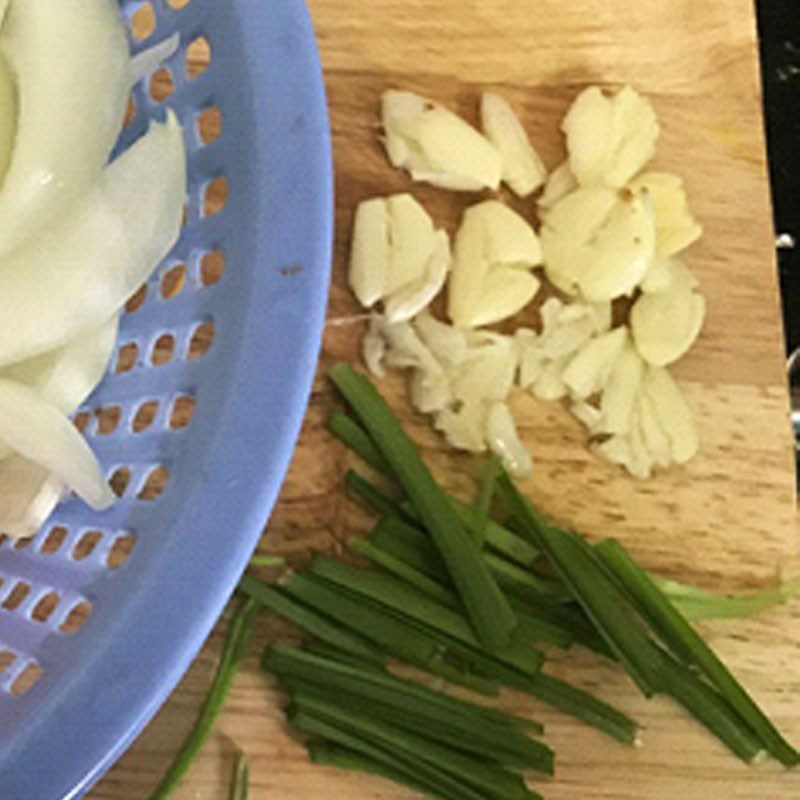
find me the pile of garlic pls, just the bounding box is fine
[349,85,704,479]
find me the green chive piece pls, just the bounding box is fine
[370,515,449,580]
[657,577,800,621]
[330,364,517,652]
[248,554,286,569]
[327,410,390,473]
[656,648,765,764]
[261,644,535,733]
[229,752,249,800]
[285,681,553,772]
[348,537,458,606]
[147,597,258,800]
[595,539,800,766]
[307,741,443,800]
[497,473,664,697]
[281,572,440,666]
[305,557,544,680]
[300,640,387,672]
[239,575,384,664]
[424,656,502,696]
[484,552,571,601]
[521,671,640,745]
[292,695,539,800]
[344,470,409,520]
[294,710,492,800]
[471,456,501,547]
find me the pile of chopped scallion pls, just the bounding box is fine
[150,364,799,800]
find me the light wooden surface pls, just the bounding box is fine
[91,1,800,798]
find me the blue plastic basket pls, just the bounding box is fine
[0,1,332,797]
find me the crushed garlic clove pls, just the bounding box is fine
[480,92,547,197]
[563,85,659,188]
[381,90,502,191]
[349,198,391,308]
[538,161,578,212]
[629,172,703,257]
[644,365,699,464]
[598,339,646,435]
[562,326,628,400]
[486,401,533,476]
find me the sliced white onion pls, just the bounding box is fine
[0,455,63,539]
[486,402,532,476]
[448,201,541,328]
[562,327,628,400]
[598,340,645,435]
[0,50,16,187]
[2,315,118,414]
[382,90,502,191]
[538,161,578,212]
[0,0,130,253]
[0,378,114,509]
[629,172,702,257]
[563,85,659,188]
[644,366,699,464]
[384,229,450,323]
[129,33,180,86]
[631,261,706,366]
[0,113,185,366]
[480,92,546,197]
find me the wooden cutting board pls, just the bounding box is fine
[91,1,800,798]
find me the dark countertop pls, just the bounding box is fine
[757,0,800,355]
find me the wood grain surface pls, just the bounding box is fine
[90,1,800,798]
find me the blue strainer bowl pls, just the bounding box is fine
[0,1,332,797]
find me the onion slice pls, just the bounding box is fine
[0,378,114,509]
[0,0,130,253]
[0,113,185,366]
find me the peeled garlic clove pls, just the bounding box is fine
[466,267,540,329]
[571,400,603,432]
[599,340,645,435]
[644,366,698,464]
[631,262,706,366]
[486,402,532,476]
[539,303,601,360]
[0,455,64,539]
[640,256,674,294]
[576,190,657,301]
[0,378,114,510]
[596,434,634,470]
[349,198,391,307]
[539,187,620,295]
[637,392,672,468]
[515,329,546,390]
[451,333,517,405]
[563,85,659,188]
[562,326,628,400]
[362,319,387,377]
[480,92,547,197]
[382,90,502,191]
[627,413,654,479]
[629,172,702,257]
[434,402,488,452]
[385,194,436,294]
[384,229,450,323]
[413,310,468,368]
[449,201,542,327]
[532,356,570,400]
[538,161,578,212]
[409,366,452,414]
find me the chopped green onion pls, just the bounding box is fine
[327,410,390,473]
[370,514,449,579]
[147,597,258,800]
[497,473,664,697]
[330,364,517,652]
[291,694,539,800]
[344,470,409,520]
[470,455,501,547]
[595,539,800,766]
[348,536,458,606]
[484,551,570,601]
[248,554,286,569]
[229,753,249,800]
[239,575,384,664]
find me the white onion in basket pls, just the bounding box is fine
[0,456,63,540]
[0,113,185,366]
[0,379,114,510]
[0,0,130,253]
